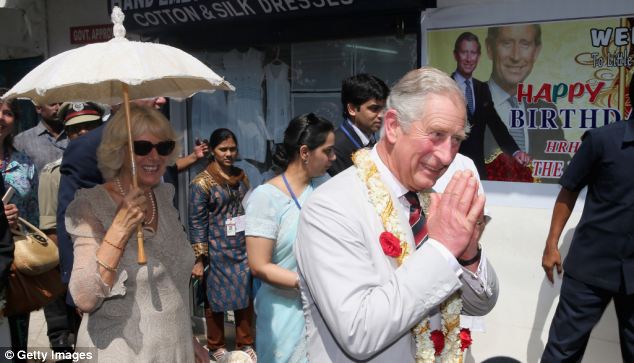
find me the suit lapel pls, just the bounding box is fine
[377,169,416,252]
[341,120,364,149]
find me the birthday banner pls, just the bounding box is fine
[426,16,633,184]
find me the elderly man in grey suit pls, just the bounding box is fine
[295,67,499,362]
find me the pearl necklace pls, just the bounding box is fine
[113,177,156,225]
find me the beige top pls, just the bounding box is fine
[66,183,195,362]
[38,158,61,230]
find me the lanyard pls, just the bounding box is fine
[341,121,362,149]
[282,173,302,210]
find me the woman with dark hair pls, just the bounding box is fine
[245,113,335,363]
[188,128,255,362]
[0,91,38,361]
[0,93,38,226]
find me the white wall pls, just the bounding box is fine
[0,0,46,59]
[466,205,619,362]
[46,0,111,57]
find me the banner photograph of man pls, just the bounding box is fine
[451,31,530,180]
[483,23,570,182]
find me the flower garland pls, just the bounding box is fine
[352,148,472,363]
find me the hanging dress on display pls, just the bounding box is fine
[191,52,230,141]
[223,48,270,163]
[264,62,291,144]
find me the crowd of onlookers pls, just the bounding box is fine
[2,54,631,363]
[0,70,387,363]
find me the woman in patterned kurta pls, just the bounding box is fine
[189,128,255,362]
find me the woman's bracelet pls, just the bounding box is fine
[96,257,118,272]
[103,238,123,251]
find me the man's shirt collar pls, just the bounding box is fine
[35,120,66,140]
[347,118,371,146]
[370,146,409,199]
[487,78,511,108]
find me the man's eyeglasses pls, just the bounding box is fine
[133,140,175,156]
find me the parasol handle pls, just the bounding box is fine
[122,84,147,265]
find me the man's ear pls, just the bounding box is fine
[346,103,358,119]
[383,109,401,144]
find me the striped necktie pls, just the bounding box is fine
[367,135,377,147]
[507,96,526,151]
[465,79,474,116]
[404,191,428,249]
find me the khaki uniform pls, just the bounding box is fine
[38,158,61,230]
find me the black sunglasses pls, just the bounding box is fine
[133,140,175,156]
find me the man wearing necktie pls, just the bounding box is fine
[296,67,498,363]
[451,32,530,179]
[328,73,389,176]
[484,24,570,180]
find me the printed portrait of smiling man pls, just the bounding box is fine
[483,23,570,180]
[486,24,542,96]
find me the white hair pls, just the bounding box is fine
[381,67,469,137]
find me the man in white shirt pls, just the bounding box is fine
[296,67,498,362]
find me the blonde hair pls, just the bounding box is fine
[97,104,180,180]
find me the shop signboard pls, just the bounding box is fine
[107,0,427,32]
[70,24,113,44]
[423,9,633,185]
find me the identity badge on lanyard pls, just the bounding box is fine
[341,122,362,149]
[226,215,245,236]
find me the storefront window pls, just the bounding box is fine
[291,34,417,125]
[187,34,417,187]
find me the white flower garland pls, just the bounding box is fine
[352,148,465,363]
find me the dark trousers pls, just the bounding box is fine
[8,314,28,363]
[43,294,81,351]
[542,273,634,362]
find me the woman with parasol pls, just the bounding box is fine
[66,104,207,362]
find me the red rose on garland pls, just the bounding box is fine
[430,330,445,356]
[485,151,537,183]
[459,328,472,351]
[379,232,402,257]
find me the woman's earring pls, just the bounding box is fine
[303,158,308,165]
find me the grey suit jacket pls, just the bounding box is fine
[295,166,499,362]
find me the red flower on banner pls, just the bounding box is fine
[459,328,472,351]
[485,152,537,183]
[430,330,445,356]
[379,231,402,257]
